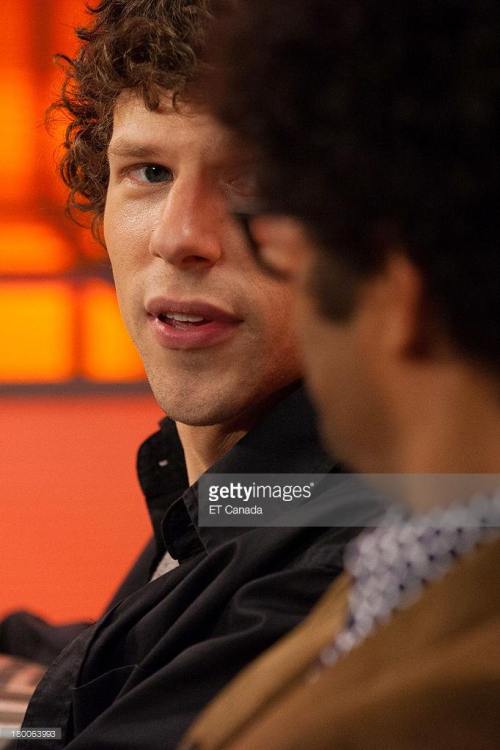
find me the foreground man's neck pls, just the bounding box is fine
[394,368,500,511]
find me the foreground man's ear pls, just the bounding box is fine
[358,252,430,363]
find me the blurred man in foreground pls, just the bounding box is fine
[3,1,368,747]
[180,1,500,748]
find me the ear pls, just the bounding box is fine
[358,253,427,361]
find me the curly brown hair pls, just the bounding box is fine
[53,0,223,240]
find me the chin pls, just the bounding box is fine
[147,366,299,429]
[161,405,237,427]
[150,391,226,426]
[147,376,248,427]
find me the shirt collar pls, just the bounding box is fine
[318,487,500,668]
[137,382,338,559]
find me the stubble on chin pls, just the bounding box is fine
[144,364,246,426]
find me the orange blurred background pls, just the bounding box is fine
[1,0,162,623]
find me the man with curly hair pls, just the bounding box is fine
[2,1,370,748]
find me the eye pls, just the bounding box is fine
[128,164,173,184]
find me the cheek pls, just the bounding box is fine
[103,200,151,308]
[293,291,359,444]
[239,279,303,382]
[248,278,296,342]
[103,198,150,330]
[103,193,154,276]
[294,289,327,365]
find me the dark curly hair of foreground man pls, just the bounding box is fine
[207,0,499,371]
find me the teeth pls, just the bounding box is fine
[165,313,205,323]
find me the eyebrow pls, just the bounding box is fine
[107,138,165,160]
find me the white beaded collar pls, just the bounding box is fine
[318,488,500,669]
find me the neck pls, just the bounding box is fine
[176,381,301,485]
[176,421,248,486]
[389,365,500,510]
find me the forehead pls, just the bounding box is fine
[109,90,240,163]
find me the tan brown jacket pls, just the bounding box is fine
[181,537,500,750]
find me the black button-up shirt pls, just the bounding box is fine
[18,385,359,750]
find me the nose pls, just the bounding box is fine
[149,176,224,269]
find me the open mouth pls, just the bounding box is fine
[157,312,212,329]
[146,298,242,349]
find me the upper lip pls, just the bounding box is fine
[145,297,242,323]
